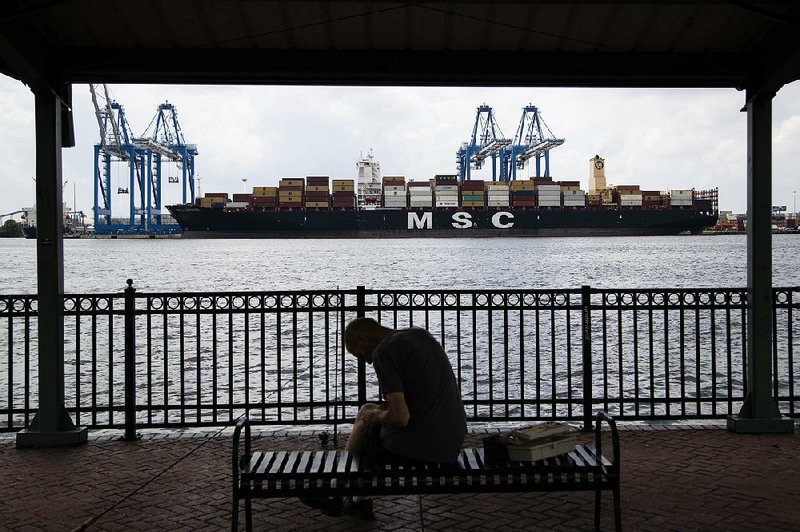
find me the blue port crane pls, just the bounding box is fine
[137,102,197,233]
[456,104,511,181]
[501,104,565,181]
[91,83,148,234]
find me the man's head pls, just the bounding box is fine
[344,317,391,363]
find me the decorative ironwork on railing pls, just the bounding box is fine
[1,284,797,432]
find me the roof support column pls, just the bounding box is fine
[16,85,87,447]
[727,88,793,434]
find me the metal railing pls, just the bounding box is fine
[1,283,798,433]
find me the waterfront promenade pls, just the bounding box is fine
[2,421,798,531]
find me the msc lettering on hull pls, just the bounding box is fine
[407,211,515,230]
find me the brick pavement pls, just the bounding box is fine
[2,421,799,531]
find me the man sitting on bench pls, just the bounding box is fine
[301,317,467,518]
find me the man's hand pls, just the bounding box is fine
[377,392,411,428]
[354,395,411,429]
[355,403,383,428]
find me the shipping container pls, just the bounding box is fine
[252,187,278,197]
[460,194,484,201]
[670,189,693,198]
[204,192,229,199]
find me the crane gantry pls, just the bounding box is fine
[456,104,511,182]
[90,85,196,235]
[456,102,564,182]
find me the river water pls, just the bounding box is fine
[1,234,799,294]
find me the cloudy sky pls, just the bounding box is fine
[1,75,798,219]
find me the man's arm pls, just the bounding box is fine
[364,392,410,428]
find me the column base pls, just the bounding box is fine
[16,427,88,448]
[726,415,795,434]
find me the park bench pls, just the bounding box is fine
[232,411,621,531]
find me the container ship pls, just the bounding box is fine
[167,154,718,238]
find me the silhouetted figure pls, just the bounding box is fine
[301,317,466,518]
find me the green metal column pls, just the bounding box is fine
[16,86,87,447]
[727,89,793,434]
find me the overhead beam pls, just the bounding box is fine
[60,48,751,88]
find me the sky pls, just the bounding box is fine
[1,76,799,219]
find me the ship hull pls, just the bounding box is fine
[167,205,717,238]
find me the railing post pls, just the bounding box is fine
[581,285,593,432]
[356,285,367,406]
[124,279,138,441]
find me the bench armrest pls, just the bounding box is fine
[232,417,251,486]
[593,411,620,470]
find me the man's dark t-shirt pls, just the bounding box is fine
[372,327,467,463]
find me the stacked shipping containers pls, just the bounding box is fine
[536,180,562,208]
[617,185,642,207]
[485,181,510,207]
[434,175,459,208]
[305,176,330,208]
[510,180,535,207]
[560,181,586,208]
[641,190,661,208]
[460,180,485,208]
[200,193,228,209]
[331,179,356,209]
[252,186,278,210]
[383,176,407,208]
[408,181,433,208]
[670,189,693,207]
[225,193,251,211]
[278,178,304,208]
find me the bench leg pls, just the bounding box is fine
[231,490,239,532]
[245,495,253,532]
[613,485,622,531]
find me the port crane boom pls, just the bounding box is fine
[503,104,564,180]
[457,104,511,181]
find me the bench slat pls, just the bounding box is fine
[268,451,288,475]
[585,443,613,467]
[574,445,599,468]
[243,452,267,475]
[296,451,313,474]
[322,450,337,474]
[310,450,325,475]
[336,451,350,474]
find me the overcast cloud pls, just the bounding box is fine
[1,76,798,218]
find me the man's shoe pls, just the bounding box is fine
[343,497,375,519]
